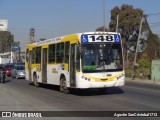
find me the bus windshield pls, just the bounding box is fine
[82,43,123,72]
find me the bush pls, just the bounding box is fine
[125,68,150,79]
[138,52,150,68]
[125,69,132,77]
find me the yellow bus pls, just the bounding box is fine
[25,32,125,93]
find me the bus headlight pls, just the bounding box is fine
[82,76,91,81]
[82,76,85,79]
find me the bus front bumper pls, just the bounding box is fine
[75,78,125,89]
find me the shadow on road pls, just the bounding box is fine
[71,87,124,96]
[28,82,124,96]
[0,79,11,84]
[28,83,60,91]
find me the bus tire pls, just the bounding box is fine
[33,74,39,87]
[60,77,70,94]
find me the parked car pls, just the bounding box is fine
[0,64,4,68]
[11,65,25,79]
[4,63,15,77]
[0,66,5,83]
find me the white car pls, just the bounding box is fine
[11,65,25,79]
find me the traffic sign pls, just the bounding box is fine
[11,45,19,51]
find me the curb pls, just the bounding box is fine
[125,77,160,86]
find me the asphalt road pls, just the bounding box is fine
[0,77,160,120]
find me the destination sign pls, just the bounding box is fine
[81,34,121,43]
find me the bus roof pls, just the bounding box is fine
[26,31,121,47]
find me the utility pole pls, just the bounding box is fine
[30,27,35,43]
[18,46,21,62]
[132,16,144,80]
[116,15,119,32]
[103,0,106,32]
[134,17,144,66]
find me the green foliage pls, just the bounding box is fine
[0,31,14,52]
[12,41,20,46]
[0,31,20,53]
[146,33,160,60]
[95,26,108,32]
[138,52,150,68]
[108,4,159,70]
[126,67,150,79]
[109,4,144,35]
[108,4,147,67]
[125,69,132,77]
[95,4,160,75]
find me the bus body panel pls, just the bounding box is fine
[46,64,69,86]
[25,32,125,89]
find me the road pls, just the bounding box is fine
[0,77,160,120]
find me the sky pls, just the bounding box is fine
[0,0,160,49]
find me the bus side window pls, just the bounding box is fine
[35,47,41,64]
[56,43,64,63]
[48,44,55,63]
[32,48,35,64]
[65,42,70,63]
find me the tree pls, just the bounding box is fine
[0,31,20,53]
[109,4,144,35]
[138,52,150,68]
[95,26,108,32]
[145,33,160,60]
[94,4,160,79]
[109,4,150,68]
[0,31,14,52]
[11,41,20,46]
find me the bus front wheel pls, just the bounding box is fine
[60,77,70,94]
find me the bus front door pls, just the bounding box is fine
[70,44,76,87]
[42,48,47,83]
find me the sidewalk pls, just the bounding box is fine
[125,77,160,85]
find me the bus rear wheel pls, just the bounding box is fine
[60,77,70,94]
